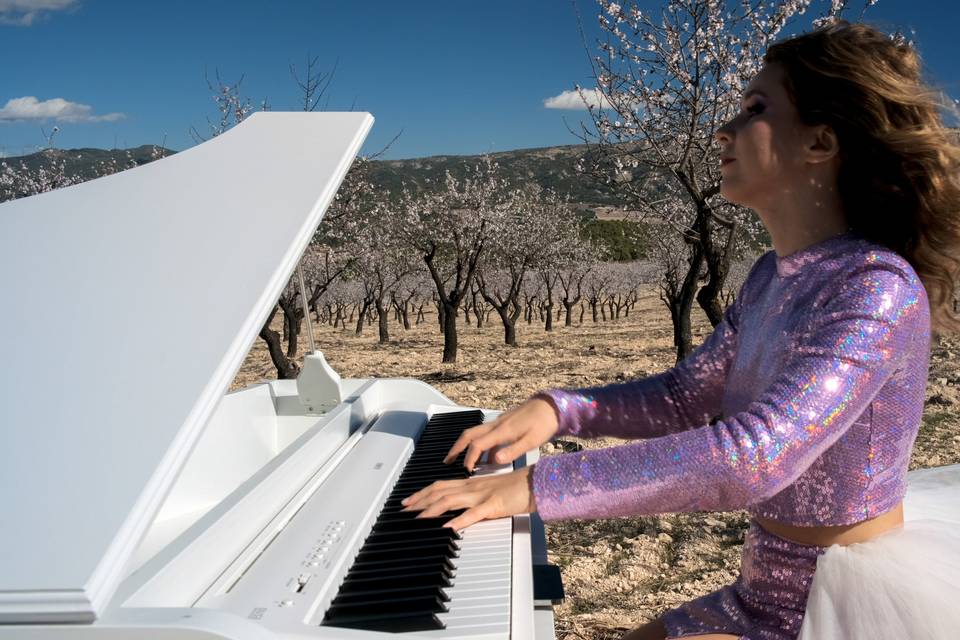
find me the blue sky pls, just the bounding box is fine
[1,1,957,160]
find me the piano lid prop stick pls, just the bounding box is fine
[295,261,343,412]
[296,263,317,354]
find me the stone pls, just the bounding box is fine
[657,533,674,544]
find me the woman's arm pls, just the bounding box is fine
[534,257,765,440]
[531,262,927,521]
[533,307,737,440]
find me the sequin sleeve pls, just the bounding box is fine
[530,259,759,440]
[531,262,926,521]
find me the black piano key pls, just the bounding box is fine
[322,611,444,632]
[362,527,460,546]
[348,554,455,573]
[371,516,454,533]
[359,534,461,553]
[340,570,452,592]
[331,585,450,606]
[344,561,454,581]
[320,409,485,632]
[324,595,448,620]
[376,507,465,520]
[354,542,458,564]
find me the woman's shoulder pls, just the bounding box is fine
[820,236,929,322]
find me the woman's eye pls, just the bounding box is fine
[745,103,765,116]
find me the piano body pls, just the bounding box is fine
[0,113,561,638]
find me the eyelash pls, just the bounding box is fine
[744,103,765,117]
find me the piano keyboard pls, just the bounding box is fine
[321,410,512,633]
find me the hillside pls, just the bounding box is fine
[2,142,641,217]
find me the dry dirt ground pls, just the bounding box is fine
[231,286,960,640]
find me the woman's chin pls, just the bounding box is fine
[719,182,746,207]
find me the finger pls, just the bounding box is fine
[442,424,492,464]
[443,501,495,531]
[416,493,469,519]
[400,479,453,508]
[464,429,510,471]
[491,436,535,465]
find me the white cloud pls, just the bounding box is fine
[543,88,613,110]
[0,0,78,26]
[0,96,125,123]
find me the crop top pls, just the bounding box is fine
[530,231,931,526]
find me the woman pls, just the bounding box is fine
[401,21,960,640]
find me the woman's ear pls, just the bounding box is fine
[805,124,840,164]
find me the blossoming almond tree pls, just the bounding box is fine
[398,157,508,362]
[477,184,586,345]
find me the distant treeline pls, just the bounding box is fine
[582,219,648,261]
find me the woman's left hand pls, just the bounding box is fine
[400,465,538,531]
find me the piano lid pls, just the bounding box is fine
[0,112,373,623]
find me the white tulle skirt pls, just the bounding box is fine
[797,463,960,640]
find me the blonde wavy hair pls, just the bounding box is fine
[765,20,960,336]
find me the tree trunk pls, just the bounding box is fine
[376,299,390,344]
[355,299,372,335]
[669,241,705,362]
[259,306,299,379]
[442,302,459,363]
[696,213,737,327]
[496,307,517,346]
[563,301,575,326]
[278,297,302,359]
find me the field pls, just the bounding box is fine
[232,286,960,640]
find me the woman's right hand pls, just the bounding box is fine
[443,396,562,472]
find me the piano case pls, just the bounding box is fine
[0,113,559,639]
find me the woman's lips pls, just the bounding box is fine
[721,158,735,166]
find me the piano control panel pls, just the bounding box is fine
[300,520,347,571]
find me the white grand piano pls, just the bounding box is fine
[0,112,562,638]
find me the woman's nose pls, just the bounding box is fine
[714,121,733,145]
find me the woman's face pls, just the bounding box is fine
[714,63,812,211]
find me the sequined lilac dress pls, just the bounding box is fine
[530,231,931,640]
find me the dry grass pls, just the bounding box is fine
[231,286,960,639]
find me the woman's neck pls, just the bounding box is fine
[759,174,848,257]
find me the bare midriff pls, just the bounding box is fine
[753,500,904,547]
